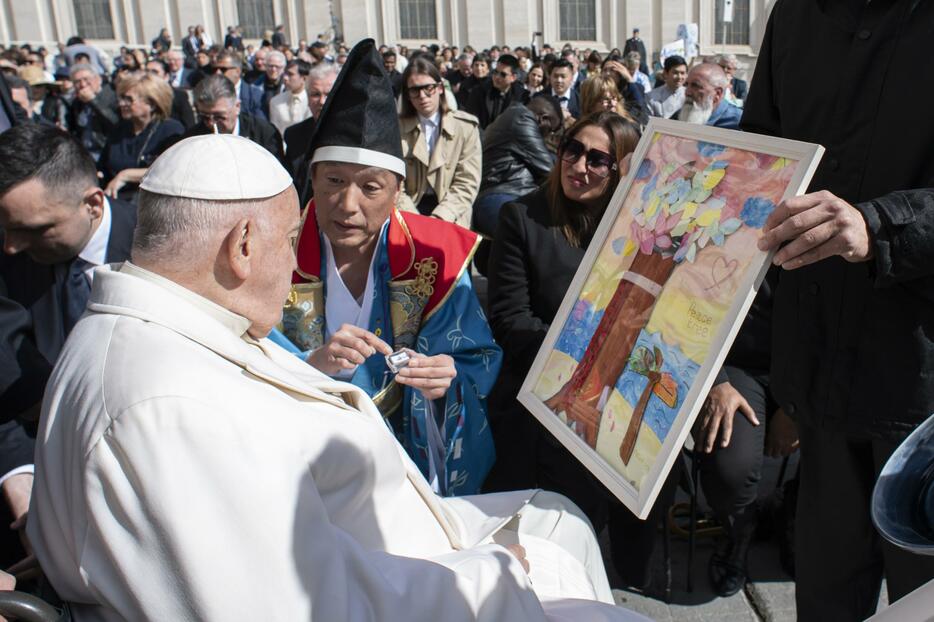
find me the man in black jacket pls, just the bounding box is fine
[0,124,136,566]
[473,97,559,237]
[67,63,119,162]
[182,74,285,167]
[466,54,528,130]
[283,62,338,206]
[744,0,934,618]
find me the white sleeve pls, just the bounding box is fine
[0,464,34,488]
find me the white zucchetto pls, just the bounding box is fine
[140,134,293,200]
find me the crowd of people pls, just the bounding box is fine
[1,0,933,619]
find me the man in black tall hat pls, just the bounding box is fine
[267,38,643,619]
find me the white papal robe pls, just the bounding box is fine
[28,263,648,622]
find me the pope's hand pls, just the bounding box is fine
[395,351,457,401]
[757,190,873,269]
[504,543,530,574]
[306,324,392,376]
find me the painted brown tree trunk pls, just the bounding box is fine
[545,252,677,448]
[620,371,661,465]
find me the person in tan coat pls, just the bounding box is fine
[397,56,481,229]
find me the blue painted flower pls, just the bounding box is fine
[636,158,656,180]
[740,197,776,229]
[697,141,727,158]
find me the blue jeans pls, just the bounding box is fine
[473,193,518,238]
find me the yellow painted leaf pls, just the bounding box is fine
[645,195,660,218]
[770,157,790,171]
[622,239,636,257]
[702,169,726,190]
[695,208,722,227]
[681,201,698,220]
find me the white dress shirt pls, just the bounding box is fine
[418,110,442,160]
[268,88,311,135]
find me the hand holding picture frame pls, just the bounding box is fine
[518,119,824,519]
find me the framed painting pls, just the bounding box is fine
[518,119,824,519]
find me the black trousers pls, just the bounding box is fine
[795,419,934,621]
[698,366,770,538]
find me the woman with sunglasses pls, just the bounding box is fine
[397,56,481,229]
[485,112,672,587]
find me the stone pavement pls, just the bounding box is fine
[600,454,799,621]
[598,452,890,621]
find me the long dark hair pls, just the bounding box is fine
[546,111,641,247]
[399,56,449,119]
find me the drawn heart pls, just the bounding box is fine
[707,255,739,291]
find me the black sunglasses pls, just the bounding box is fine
[559,138,617,178]
[406,82,442,98]
[494,70,512,79]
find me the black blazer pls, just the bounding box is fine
[466,80,530,130]
[283,115,316,205]
[180,113,286,168]
[484,189,592,489]
[0,198,136,471]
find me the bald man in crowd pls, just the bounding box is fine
[675,62,742,129]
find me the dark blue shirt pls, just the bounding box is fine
[99,118,184,185]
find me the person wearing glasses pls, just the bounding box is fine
[177,74,285,167]
[485,112,659,580]
[579,74,636,122]
[465,54,528,130]
[144,58,196,129]
[98,73,184,202]
[397,57,480,228]
[211,50,266,120]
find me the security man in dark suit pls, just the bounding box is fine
[283,62,338,206]
[0,124,137,567]
[179,74,286,168]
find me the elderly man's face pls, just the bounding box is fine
[166,52,184,73]
[0,178,103,264]
[243,188,301,338]
[253,50,267,71]
[719,60,736,78]
[685,66,722,109]
[197,98,240,134]
[312,162,399,257]
[266,56,285,82]
[306,72,336,118]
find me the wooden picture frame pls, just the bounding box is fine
[518,119,823,519]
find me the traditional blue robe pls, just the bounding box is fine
[271,215,501,496]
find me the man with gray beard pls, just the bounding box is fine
[675,63,742,129]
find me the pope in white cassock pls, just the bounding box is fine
[26,68,648,622]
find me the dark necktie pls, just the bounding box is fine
[63,258,92,333]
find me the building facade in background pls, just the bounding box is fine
[1,0,773,76]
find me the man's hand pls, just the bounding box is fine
[75,84,97,104]
[758,190,874,270]
[602,60,632,83]
[504,543,530,574]
[0,570,13,591]
[395,351,457,401]
[306,324,392,376]
[699,381,759,453]
[765,408,799,458]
